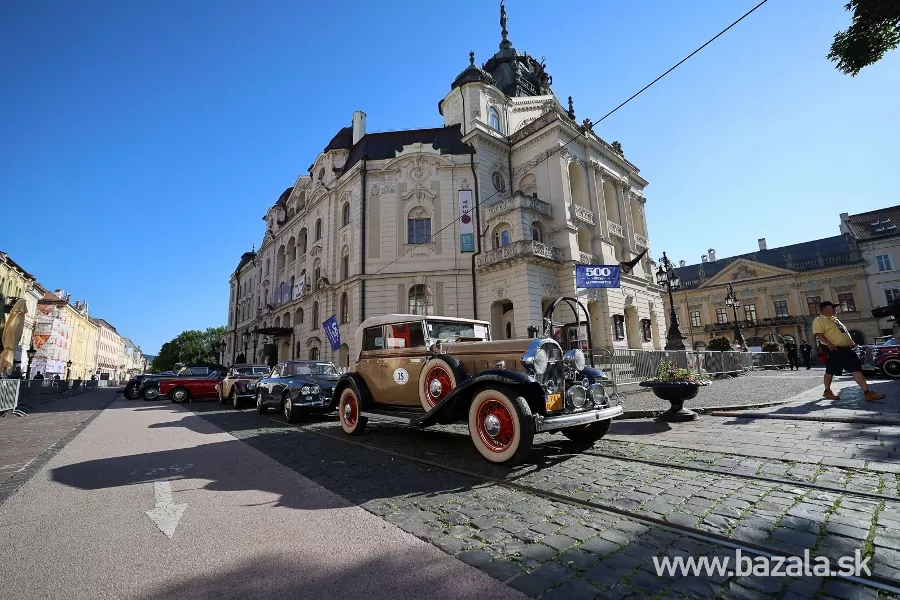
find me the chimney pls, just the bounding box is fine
[701,254,708,263]
[54,289,64,299]
[708,248,717,262]
[839,212,850,235]
[74,301,80,310]
[65,293,71,304]
[352,111,367,145]
[679,260,686,268]
[758,238,767,251]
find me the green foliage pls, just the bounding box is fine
[650,360,706,383]
[828,0,900,76]
[150,326,227,372]
[707,336,733,352]
[762,342,781,352]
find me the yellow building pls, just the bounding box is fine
[33,289,98,379]
[668,236,878,350]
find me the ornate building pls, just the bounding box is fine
[668,236,876,349]
[225,5,665,367]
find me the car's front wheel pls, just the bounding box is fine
[142,386,159,401]
[170,387,190,403]
[467,387,534,465]
[256,391,266,414]
[284,392,301,424]
[882,358,900,378]
[561,419,612,445]
[124,383,139,400]
[338,387,366,435]
[230,388,240,409]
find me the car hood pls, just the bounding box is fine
[229,373,267,380]
[441,338,536,355]
[304,374,340,387]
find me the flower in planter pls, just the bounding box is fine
[648,360,709,383]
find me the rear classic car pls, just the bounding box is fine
[254,360,341,423]
[332,297,622,465]
[217,364,272,408]
[138,364,226,400]
[159,369,226,403]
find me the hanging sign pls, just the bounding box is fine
[323,315,341,352]
[459,189,475,252]
[575,265,621,288]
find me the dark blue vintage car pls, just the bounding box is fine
[254,360,341,422]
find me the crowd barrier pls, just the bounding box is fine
[0,378,102,417]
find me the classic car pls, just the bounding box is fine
[217,364,272,408]
[254,360,342,423]
[160,369,226,403]
[332,296,622,465]
[138,363,227,400]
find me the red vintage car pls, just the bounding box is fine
[159,370,226,403]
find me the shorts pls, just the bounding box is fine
[824,346,862,376]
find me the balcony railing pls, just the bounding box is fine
[476,240,563,268]
[634,233,649,249]
[702,315,808,332]
[579,251,598,264]
[607,220,625,238]
[487,193,553,221]
[570,204,594,225]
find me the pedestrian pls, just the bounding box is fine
[800,339,813,370]
[814,300,885,401]
[785,339,798,370]
[33,371,44,380]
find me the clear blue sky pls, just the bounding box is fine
[2,0,897,354]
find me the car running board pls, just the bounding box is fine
[360,408,427,427]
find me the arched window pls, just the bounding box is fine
[265,259,270,275]
[493,224,511,249]
[531,222,544,244]
[341,247,350,280]
[299,229,308,254]
[342,202,351,227]
[312,302,319,329]
[296,307,304,324]
[340,292,350,324]
[318,167,325,181]
[506,322,512,339]
[488,107,501,131]
[289,276,295,298]
[519,173,537,197]
[309,347,320,360]
[408,285,433,315]
[315,218,322,240]
[407,207,432,244]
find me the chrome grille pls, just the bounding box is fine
[536,341,564,397]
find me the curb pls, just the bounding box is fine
[619,399,792,420]
[705,411,900,426]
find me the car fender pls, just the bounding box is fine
[413,369,546,427]
[578,367,607,383]
[423,353,470,383]
[333,372,375,409]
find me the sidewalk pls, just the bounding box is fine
[0,398,527,600]
[0,389,118,504]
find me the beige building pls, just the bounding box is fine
[91,317,124,380]
[841,206,900,337]
[0,251,42,376]
[225,5,665,367]
[668,237,877,349]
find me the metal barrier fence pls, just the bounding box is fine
[0,379,25,416]
[589,349,789,388]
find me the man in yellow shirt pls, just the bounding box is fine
[813,301,885,401]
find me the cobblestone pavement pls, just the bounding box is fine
[621,370,828,416]
[712,377,900,424]
[0,389,117,502]
[181,401,900,599]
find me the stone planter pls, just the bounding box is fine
[638,380,710,422]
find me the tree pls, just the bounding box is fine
[828,0,900,76]
[150,326,226,372]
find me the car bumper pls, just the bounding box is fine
[532,404,624,433]
[291,394,337,410]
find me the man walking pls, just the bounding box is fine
[785,339,798,370]
[814,301,885,401]
[800,339,813,370]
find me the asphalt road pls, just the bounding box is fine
[0,397,526,600]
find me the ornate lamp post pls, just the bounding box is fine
[26,344,36,380]
[218,340,227,366]
[724,284,745,345]
[655,251,687,350]
[65,359,72,380]
[252,328,260,362]
[241,330,250,363]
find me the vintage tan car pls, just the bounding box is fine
[217,364,272,408]
[333,300,623,465]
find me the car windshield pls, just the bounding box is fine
[291,362,338,377]
[233,366,270,375]
[426,320,491,344]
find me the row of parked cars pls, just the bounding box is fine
[125,297,623,465]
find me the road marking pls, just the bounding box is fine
[129,464,193,477]
[145,481,187,539]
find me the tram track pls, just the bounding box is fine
[254,412,900,596]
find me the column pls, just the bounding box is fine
[616,181,636,257]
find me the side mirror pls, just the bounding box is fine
[431,341,444,354]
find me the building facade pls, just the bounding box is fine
[0,252,42,376]
[841,207,900,337]
[32,290,98,379]
[669,237,877,349]
[225,6,665,367]
[122,338,144,378]
[91,317,124,380]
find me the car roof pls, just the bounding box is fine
[232,364,269,368]
[356,313,491,331]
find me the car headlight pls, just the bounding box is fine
[301,385,311,395]
[531,348,549,375]
[563,349,586,372]
[589,383,607,406]
[247,381,257,391]
[567,385,587,409]
[310,385,320,395]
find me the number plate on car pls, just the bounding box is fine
[546,393,562,411]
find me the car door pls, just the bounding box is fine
[270,362,291,403]
[381,321,429,407]
[193,372,222,398]
[261,364,281,406]
[357,326,385,399]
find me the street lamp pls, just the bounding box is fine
[26,344,36,380]
[724,284,745,345]
[655,251,687,350]
[218,340,227,365]
[65,359,72,380]
[241,330,251,363]
[252,328,260,362]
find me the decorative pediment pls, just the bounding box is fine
[698,258,795,288]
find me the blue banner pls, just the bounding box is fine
[323,315,341,352]
[575,265,621,288]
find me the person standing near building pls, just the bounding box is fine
[814,301,885,401]
[800,339,813,370]
[785,339,798,370]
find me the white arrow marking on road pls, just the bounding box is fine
[145,481,187,539]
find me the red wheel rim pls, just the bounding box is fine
[475,398,515,453]
[342,393,358,427]
[424,366,453,408]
